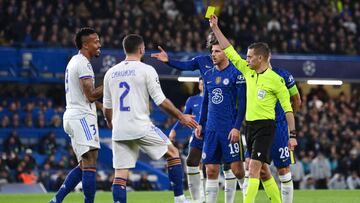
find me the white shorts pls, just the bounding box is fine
[63,114,100,162]
[112,126,171,169]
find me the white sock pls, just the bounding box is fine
[200,170,206,202]
[174,194,186,203]
[279,172,294,203]
[186,166,201,201]
[205,179,219,203]
[237,177,244,189]
[223,170,237,203]
[242,170,249,200]
[237,177,244,197]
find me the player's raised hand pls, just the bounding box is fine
[195,125,203,139]
[228,128,240,143]
[288,137,297,151]
[150,46,169,62]
[179,114,198,129]
[209,14,219,29]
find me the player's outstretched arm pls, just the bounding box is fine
[151,46,200,71]
[159,99,198,129]
[80,78,103,102]
[169,97,192,141]
[151,46,169,62]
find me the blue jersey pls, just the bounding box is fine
[172,94,203,130]
[168,55,213,75]
[199,64,246,132]
[272,67,297,122]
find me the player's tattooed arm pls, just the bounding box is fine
[291,93,301,113]
[80,78,103,102]
[285,112,297,151]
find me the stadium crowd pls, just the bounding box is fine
[0,84,360,190]
[1,0,360,54]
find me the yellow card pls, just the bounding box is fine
[205,6,215,18]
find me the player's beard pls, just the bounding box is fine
[95,49,101,58]
[140,54,144,62]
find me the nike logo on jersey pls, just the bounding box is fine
[194,104,199,107]
[207,81,212,84]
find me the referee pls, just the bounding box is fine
[210,15,297,203]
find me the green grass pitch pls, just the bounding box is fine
[0,190,359,203]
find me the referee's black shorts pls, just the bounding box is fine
[245,119,275,164]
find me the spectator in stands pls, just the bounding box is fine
[96,174,107,191]
[7,101,19,117]
[36,112,46,128]
[346,171,360,189]
[300,175,316,190]
[49,114,62,128]
[290,157,305,189]
[4,131,23,154]
[328,173,347,189]
[39,132,57,155]
[1,115,10,128]
[310,152,332,189]
[18,168,38,184]
[5,151,20,171]
[23,149,36,171]
[136,173,154,191]
[53,171,66,191]
[11,113,21,128]
[24,113,34,128]
[39,170,51,191]
[3,0,360,54]
[44,155,58,169]
[0,155,11,183]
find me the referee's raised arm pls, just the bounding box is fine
[209,15,249,75]
[209,14,296,203]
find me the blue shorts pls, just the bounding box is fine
[189,132,204,150]
[244,120,292,167]
[202,129,243,164]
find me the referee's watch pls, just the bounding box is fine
[289,130,296,139]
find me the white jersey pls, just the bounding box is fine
[103,60,166,141]
[64,52,97,119]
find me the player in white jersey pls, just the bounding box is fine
[50,28,103,203]
[103,34,198,203]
